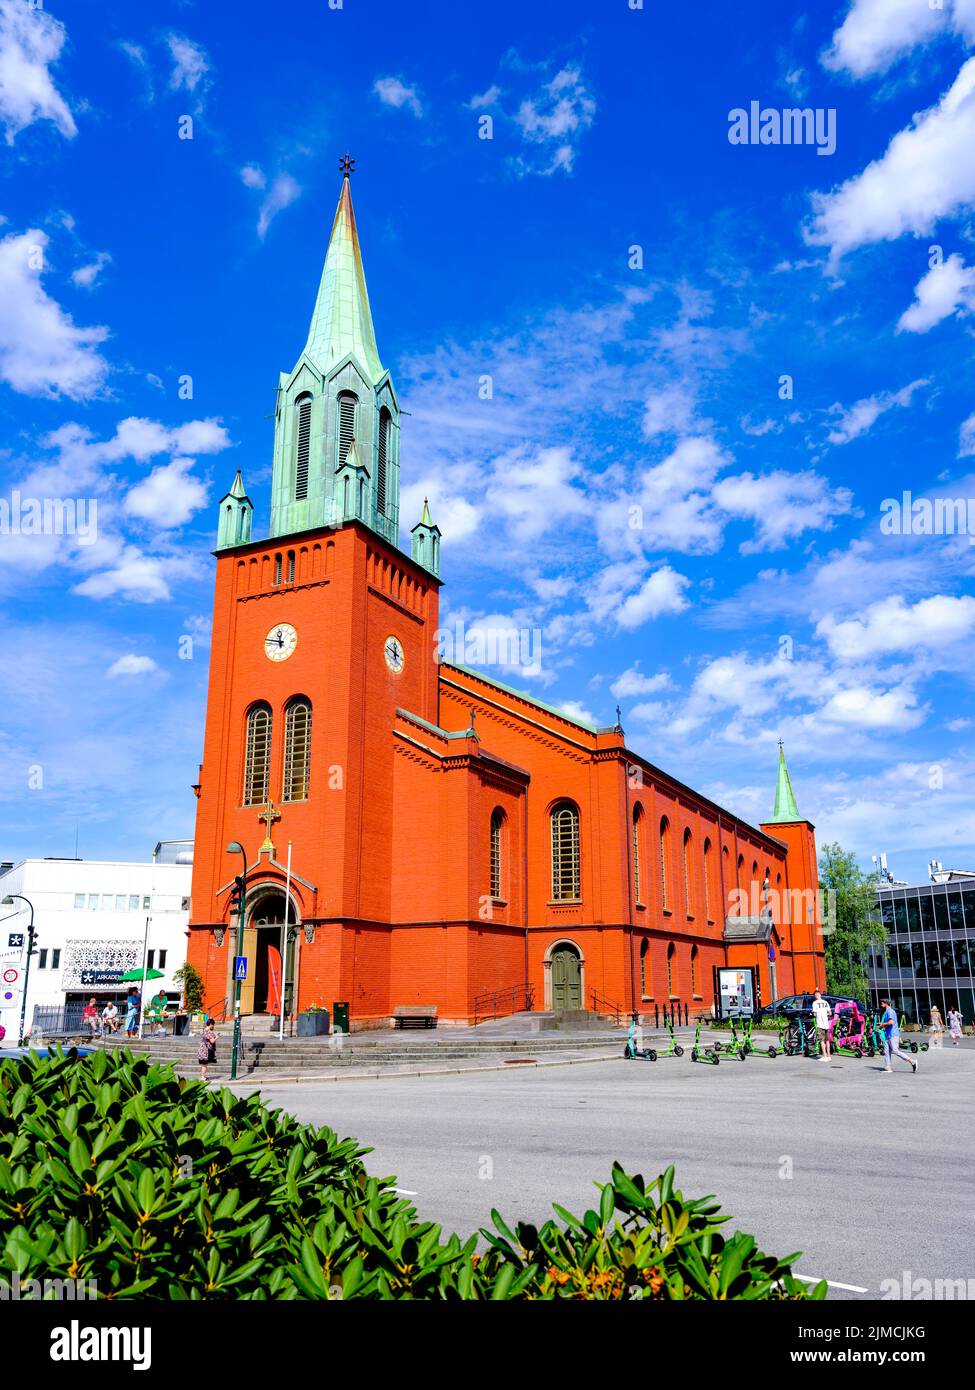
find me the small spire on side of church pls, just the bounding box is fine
[411,496,442,579]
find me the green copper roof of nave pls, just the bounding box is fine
[302,175,385,385]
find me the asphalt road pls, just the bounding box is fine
[247,1041,975,1299]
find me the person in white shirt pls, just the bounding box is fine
[101,1001,120,1034]
[812,990,833,1061]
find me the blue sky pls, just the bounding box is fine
[1,0,974,884]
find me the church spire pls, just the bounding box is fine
[302,156,384,385]
[411,497,441,578]
[767,741,801,824]
[216,468,253,550]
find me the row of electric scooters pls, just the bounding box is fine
[623,1007,930,1064]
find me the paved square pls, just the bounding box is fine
[248,1042,975,1298]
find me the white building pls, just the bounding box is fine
[0,841,192,1037]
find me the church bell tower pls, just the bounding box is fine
[268,153,401,546]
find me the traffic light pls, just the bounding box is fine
[228,876,245,917]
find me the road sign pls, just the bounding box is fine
[2,968,20,986]
[233,956,248,981]
[7,933,24,949]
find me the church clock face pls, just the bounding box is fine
[384,635,405,673]
[264,623,297,662]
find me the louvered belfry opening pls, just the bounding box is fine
[377,408,389,516]
[338,392,357,466]
[294,396,311,501]
[244,704,272,806]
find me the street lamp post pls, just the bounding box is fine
[226,842,247,1081]
[2,893,36,1046]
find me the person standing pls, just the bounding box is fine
[124,987,141,1038]
[198,1017,218,1081]
[879,998,917,1074]
[929,1005,944,1048]
[947,1006,963,1047]
[812,990,833,1061]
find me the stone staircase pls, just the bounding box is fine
[96,1011,629,1081]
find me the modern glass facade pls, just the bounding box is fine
[866,880,975,1024]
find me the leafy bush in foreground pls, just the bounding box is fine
[0,1048,824,1300]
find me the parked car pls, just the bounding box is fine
[755,992,862,1024]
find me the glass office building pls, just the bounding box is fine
[866,877,974,1024]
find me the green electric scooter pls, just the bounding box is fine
[740,1015,779,1058]
[654,1017,685,1060]
[712,1016,747,1060]
[623,1015,657,1062]
[690,1018,719,1064]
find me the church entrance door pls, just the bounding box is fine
[551,944,582,1012]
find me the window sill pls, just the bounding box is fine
[635,901,646,911]
[548,900,582,907]
[662,908,672,917]
[490,898,508,908]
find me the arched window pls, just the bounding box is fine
[294,394,312,500]
[691,945,700,996]
[377,407,391,517]
[359,478,366,516]
[659,816,671,910]
[683,828,693,916]
[337,391,358,466]
[490,808,505,899]
[666,942,676,996]
[551,802,580,901]
[273,553,282,586]
[703,838,713,919]
[343,475,350,516]
[640,938,650,997]
[243,704,272,806]
[282,698,312,802]
[737,853,745,889]
[632,805,644,903]
[287,551,295,584]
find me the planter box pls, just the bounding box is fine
[297,1011,330,1037]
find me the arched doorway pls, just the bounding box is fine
[234,888,298,1016]
[550,943,582,1012]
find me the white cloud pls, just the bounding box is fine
[807,59,975,265]
[511,65,596,176]
[614,565,691,629]
[107,654,159,679]
[240,163,266,190]
[816,684,923,732]
[826,378,928,445]
[72,252,111,290]
[468,84,501,109]
[960,411,975,457]
[0,0,76,144]
[642,383,697,438]
[556,699,597,726]
[256,173,301,240]
[73,548,185,604]
[486,446,590,542]
[816,594,975,660]
[897,253,975,332]
[166,33,210,102]
[124,457,208,528]
[373,76,423,118]
[0,228,109,399]
[610,665,672,698]
[823,0,946,78]
[713,469,854,553]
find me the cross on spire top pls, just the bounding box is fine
[339,152,355,177]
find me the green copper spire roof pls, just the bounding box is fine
[767,741,801,823]
[228,468,247,500]
[303,170,384,384]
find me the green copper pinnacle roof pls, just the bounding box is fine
[767,742,801,823]
[227,469,248,500]
[303,173,385,384]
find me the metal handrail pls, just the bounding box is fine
[472,981,534,1027]
[589,988,623,1025]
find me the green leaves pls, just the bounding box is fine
[0,1048,822,1302]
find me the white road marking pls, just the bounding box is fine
[795,1274,870,1293]
[392,1187,418,1196]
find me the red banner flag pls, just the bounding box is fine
[267,945,282,1015]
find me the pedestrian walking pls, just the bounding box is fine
[929,1005,944,1048]
[812,989,833,1061]
[947,1006,963,1046]
[198,1017,218,1081]
[879,998,917,1074]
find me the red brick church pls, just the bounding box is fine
[187,167,825,1028]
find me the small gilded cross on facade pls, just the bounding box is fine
[259,798,281,853]
[339,151,355,177]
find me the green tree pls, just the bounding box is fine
[172,962,204,1013]
[818,842,885,1001]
